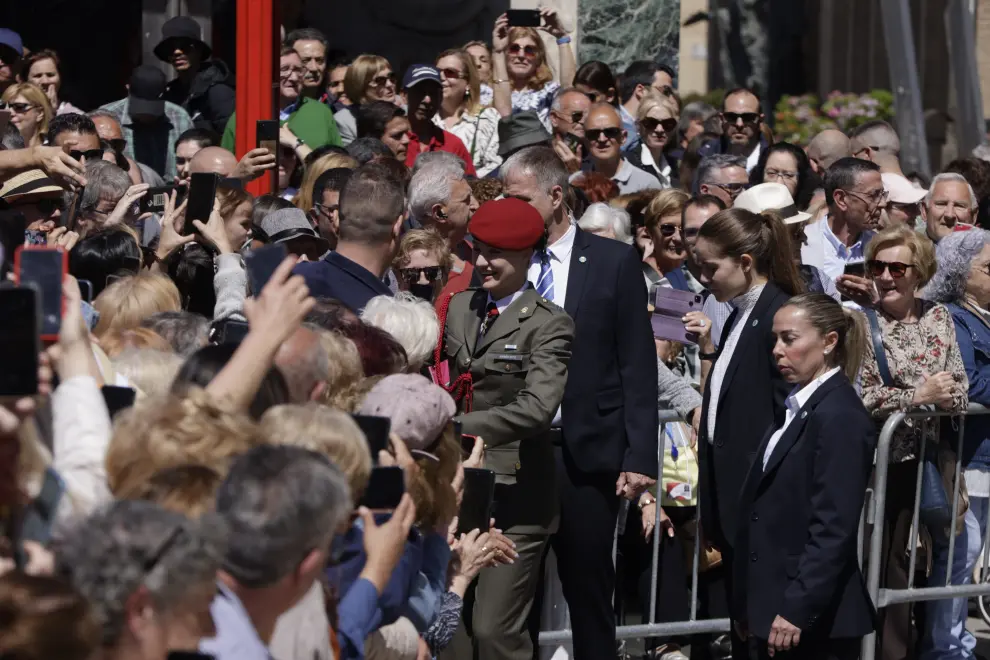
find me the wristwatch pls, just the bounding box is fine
[295,137,306,149]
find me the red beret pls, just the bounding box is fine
[468,198,545,251]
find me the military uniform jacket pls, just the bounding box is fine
[443,287,574,533]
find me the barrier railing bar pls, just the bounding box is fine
[945,419,965,586]
[879,582,990,606]
[907,433,926,588]
[648,422,663,626]
[539,618,732,644]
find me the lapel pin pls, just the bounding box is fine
[521,307,528,313]
[579,256,587,263]
[751,319,759,327]
[800,411,808,419]
[505,344,518,351]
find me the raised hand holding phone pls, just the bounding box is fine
[154,191,195,263]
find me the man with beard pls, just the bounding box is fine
[699,87,769,174]
[401,65,476,175]
[155,16,235,134]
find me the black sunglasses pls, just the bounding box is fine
[657,224,680,237]
[7,102,36,114]
[556,110,586,124]
[371,73,397,87]
[398,266,443,284]
[70,149,105,162]
[32,198,61,215]
[867,259,914,279]
[723,112,760,125]
[108,138,127,153]
[641,117,677,134]
[586,127,623,143]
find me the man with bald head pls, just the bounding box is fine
[274,324,329,403]
[89,111,165,186]
[189,146,237,176]
[574,102,661,193]
[849,120,903,175]
[806,129,850,174]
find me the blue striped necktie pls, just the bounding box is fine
[536,250,555,301]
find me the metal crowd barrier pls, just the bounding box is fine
[535,405,990,660]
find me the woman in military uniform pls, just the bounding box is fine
[435,197,574,660]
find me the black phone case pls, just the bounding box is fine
[359,466,404,510]
[458,468,495,535]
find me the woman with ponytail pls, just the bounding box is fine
[679,207,801,656]
[733,293,876,658]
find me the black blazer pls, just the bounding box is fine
[732,372,877,641]
[698,282,790,547]
[559,227,660,477]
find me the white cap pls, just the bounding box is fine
[881,172,926,204]
[733,182,811,225]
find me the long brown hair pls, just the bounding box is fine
[507,27,553,90]
[696,207,804,296]
[781,293,867,382]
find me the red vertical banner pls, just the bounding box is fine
[235,0,278,196]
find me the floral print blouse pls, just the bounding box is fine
[432,107,503,177]
[861,300,969,463]
[511,81,560,132]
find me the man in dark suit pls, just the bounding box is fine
[501,146,659,660]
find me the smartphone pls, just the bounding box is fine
[15,467,65,568]
[185,172,219,235]
[506,9,541,26]
[458,468,496,535]
[101,385,137,419]
[139,185,179,215]
[359,466,405,510]
[651,288,703,344]
[0,287,41,397]
[843,261,866,278]
[15,246,67,341]
[214,319,250,344]
[453,420,478,456]
[562,132,583,154]
[0,109,10,135]
[353,414,391,460]
[244,243,288,295]
[257,120,280,156]
[77,279,93,303]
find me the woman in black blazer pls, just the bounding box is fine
[733,293,876,660]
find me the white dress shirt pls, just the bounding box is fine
[706,283,765,442]
[528,221,576,427]
[638,143,673,188]
[762,367,841,470]
[745,142,762,173]
[816,214,876,282]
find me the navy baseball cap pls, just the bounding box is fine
[0,29,23,61]
[402,64,442,90]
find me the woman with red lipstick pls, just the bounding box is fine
[733,293,876,660]
[859,225,968,660]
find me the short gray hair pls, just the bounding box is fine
[361,292,440,370]
[677,101,716,142]
[551,87,585,111]
[55,500,227,647]
[87,109,121,128]
[276,324,331,403]
[408,155,465,224]
[849,120,900,156]
[79,160,131,213]
[577,202,632,244]
[140,310,210,356]
[925,229,990,303]
[695,153,746,187]
[926,172,978,211]
[216,444,351,588]
[500,146,570,196]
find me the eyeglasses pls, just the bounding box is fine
[7,102,36,114]
[280,66,305,78]
[722,112,760,125]
[508,44,539,58]
[312,202,339,217]
[398,266,443,284]
[841,188,888,207]
[657,223,680,237]
[70,149,104,162]
[710,182,750,197]
[867,259,914,279]
[789,225,809,246]
[27,198,60,216]
[439,67,466,81]
[586,127,623,143]
[765,168,797,182]
[555,110,586,125]
[887,201,921,214]
[653,85,675,97]
[370,73,397,88]
[108,138,127,153]
[641,117,677,134]
[853,145,881,158]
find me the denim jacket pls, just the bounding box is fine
[946,302,990,469]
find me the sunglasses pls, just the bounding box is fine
[723,112,760,125]
[586,127,623,143]
[711,182,750,196]
[8,102,36,114]
[439,67,466,81]
[398,266,443,284]
[556,110,586,124]
[70,149,105,162]
[641,117,677,134]
[108,138,127,153]
[371,73,397,87]
[508,44,539,58]
[867,259,914,279]
[657,224,680,237]
[31,198,61,215]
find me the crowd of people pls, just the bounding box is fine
[3,11,990,660]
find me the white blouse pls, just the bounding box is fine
[433,106,503,177]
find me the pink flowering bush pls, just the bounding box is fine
[773,90,894,146]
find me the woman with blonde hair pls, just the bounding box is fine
[294,151,359,213]
[626,91,680,188]
[344,54,397,106]
[111,348,183,398]
[393,228,453,305]
[93,272,182,338]
[643,188,691,290]
[313,329,365,401]
[490,9,575,130]
[1,82,53,147]
[434,48,502,176]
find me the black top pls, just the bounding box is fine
[293,250,393,313]
[162,59,236,135]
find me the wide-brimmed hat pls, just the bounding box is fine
[497,111,551,157]
[154,16,212,62]
[0,169,63,204]
[259,208,330,253]
[881,172,926,205]
[733,182,811,225]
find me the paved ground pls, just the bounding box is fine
[969,612,990,657]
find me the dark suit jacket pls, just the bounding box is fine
[698,282,790,547]
[559,227,659,477]
[732,373,877,640]
[293,251,393,313]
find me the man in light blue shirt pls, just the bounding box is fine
[815,157,886,284]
